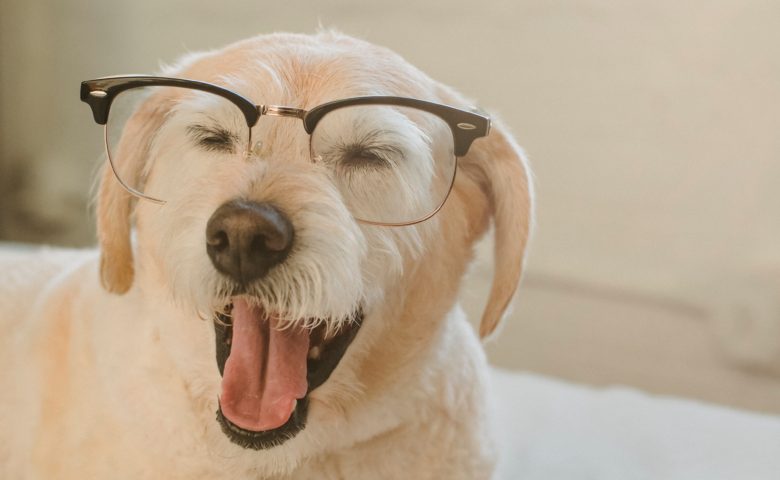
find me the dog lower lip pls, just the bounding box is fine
[213,305,363,449]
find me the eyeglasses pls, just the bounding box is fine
[80,75,490,226]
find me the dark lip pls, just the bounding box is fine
[215,397,309,450]
[213,307,364,450]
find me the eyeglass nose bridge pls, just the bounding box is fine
[258,105,306,119]
[251,105,319,162]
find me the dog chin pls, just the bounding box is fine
[212,296,363,450]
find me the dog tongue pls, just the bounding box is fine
[220,298,309,431]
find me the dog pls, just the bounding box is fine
[0,31,532,479]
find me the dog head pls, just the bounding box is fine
[91,31,532,467]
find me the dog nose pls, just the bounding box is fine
[206,200,294,284]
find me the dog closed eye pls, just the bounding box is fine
[187,124,238,153]
[324,128,407,169]
[338,144,401,170]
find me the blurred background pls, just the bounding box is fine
[2,0,779,413]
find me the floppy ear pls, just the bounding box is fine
[96,99,169,294]
[460,117,534,339]
[96,161,135,294]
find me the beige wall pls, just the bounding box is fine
[2,1,779,412]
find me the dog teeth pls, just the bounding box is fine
[308,346,321,360]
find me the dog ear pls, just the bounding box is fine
[96,99,168,294]
[96,161,135,294]
[460,117,534,339]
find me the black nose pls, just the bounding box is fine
[206,200,294,284]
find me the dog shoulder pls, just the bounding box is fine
[0,247,98,341]
[0,247,103,477]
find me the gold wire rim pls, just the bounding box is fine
[350,161,458,227]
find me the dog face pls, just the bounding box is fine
[93,32,532,466]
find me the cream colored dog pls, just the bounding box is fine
[0,32,532,479]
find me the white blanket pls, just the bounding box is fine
[491,369,780,479]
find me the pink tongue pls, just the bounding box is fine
[219,298,309,431]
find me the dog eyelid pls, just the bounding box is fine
[187,124,238,153]
[341,143,401,166]
[317,137,404,169]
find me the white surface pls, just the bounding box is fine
[491,368,780,480]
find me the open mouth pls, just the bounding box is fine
[214,297,363,450]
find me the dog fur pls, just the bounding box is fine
[0,32,532,479]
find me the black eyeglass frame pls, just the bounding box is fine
[80,75,491,226]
